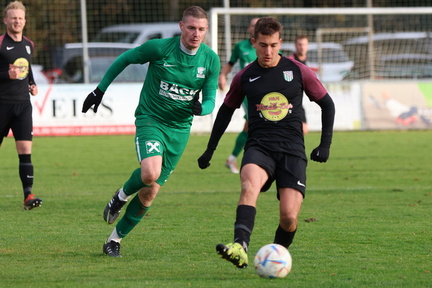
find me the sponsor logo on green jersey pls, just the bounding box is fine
[159,80,200,101]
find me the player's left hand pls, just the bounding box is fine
[198,149,214,169]
[310,146,330,163]
[82,87,104,113]
[29,84,38,96]
[192,98,202,115]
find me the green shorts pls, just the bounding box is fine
[135,118,190,186]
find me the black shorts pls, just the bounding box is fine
[241,146,307,197]
[0,101,33,144]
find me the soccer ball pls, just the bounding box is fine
[254,244,292,278]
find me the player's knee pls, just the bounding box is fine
[141,171,159,185]
[142,178,154,186]
[241,178,261,194]
[280,214,298,232]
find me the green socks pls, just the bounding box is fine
[116,194,151,238]
[123,168,147,196]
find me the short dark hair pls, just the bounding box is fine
[182,6,207,22]
[295,34,308,43]
[253,17,282,39]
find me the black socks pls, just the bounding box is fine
[19,154,33,199]
[274,225,297,248]
[234,205,256,251]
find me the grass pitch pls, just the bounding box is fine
[0,131,430,287]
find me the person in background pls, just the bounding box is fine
[288,34,310,134]
[0,1,42,210]
[82,6,220,258]
[291,34,308,64]
[198,17,335,268]
[218,18,259,174]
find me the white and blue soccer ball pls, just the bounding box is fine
[254,244,292,278]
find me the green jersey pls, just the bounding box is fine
[98,37,220,130]
[229,38,256,69]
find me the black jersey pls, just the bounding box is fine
[0,33,35,103]
[224,55,327,156]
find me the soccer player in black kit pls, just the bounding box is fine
[198,17,335,268]
[0,1,42,210]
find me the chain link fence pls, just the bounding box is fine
[4,0,431,82]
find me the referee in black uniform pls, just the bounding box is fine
[0,1,42,210]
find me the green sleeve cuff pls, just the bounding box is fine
[200,88,217,116]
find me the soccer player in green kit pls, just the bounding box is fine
[82,6,220,257]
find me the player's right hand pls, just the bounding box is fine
[198,149,214,169]
[82,87,104,113]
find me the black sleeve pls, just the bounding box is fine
[28,64,36,86]
[315,93,335,148]
[299,105,307,123]
[206,103,235,151]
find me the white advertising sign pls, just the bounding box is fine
[22,81,426,136]
[30,83,138,136]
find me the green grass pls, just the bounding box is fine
[0,131,430,288]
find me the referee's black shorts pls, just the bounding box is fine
[0,101,33,144]
[241,145,307,197]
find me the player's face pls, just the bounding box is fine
[295,38,308,57]
[3,9,26,35]
[180,16,208,50]
[252,32,281,68]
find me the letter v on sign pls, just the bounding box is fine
[34,85,53,115]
